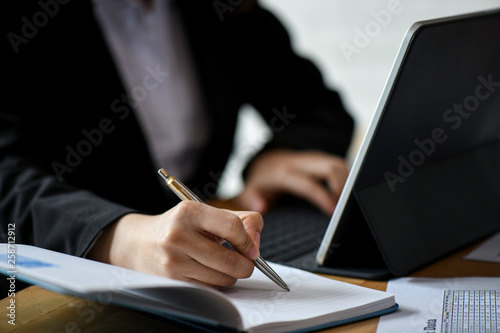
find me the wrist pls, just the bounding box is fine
[87,213,148,267]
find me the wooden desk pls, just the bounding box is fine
[1,238,498,333]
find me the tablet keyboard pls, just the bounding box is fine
[259,200,330,263]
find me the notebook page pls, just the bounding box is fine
[224,263,395,332]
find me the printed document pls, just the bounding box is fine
[377,277,500,333]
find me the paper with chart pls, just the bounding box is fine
[377,277,500,333]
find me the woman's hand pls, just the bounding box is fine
[88,201,263,289]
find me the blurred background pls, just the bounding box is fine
[217,0,500,199]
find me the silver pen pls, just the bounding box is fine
[158,168,290,292]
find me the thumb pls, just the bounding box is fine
[235,211,264,259]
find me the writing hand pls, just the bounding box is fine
[88,201,263,289]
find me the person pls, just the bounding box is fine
[1,0,354,290]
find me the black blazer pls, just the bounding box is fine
[1,1,354,256]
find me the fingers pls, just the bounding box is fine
[191,206,262,261]
[240,149,350,215]
[283,151,349,200]
[286,155,348,214]
[232,210,263,250]
[157,202,262,287]
[236,187,269,213]
[277,170,338,215]
[157,246,240,289]
[162,235,251,288]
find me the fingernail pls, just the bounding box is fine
[254,231,261,248]
[248,245,259,260]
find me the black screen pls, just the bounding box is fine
[352,10,500,275]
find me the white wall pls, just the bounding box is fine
[217,0,500,198]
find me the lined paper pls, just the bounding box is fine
[225,263,395,331]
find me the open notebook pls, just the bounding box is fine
[0,244,397,332]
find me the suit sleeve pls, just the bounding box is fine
[0,2,137,257]
[0,134,136,257]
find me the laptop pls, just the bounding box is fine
[259,8,500,280]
